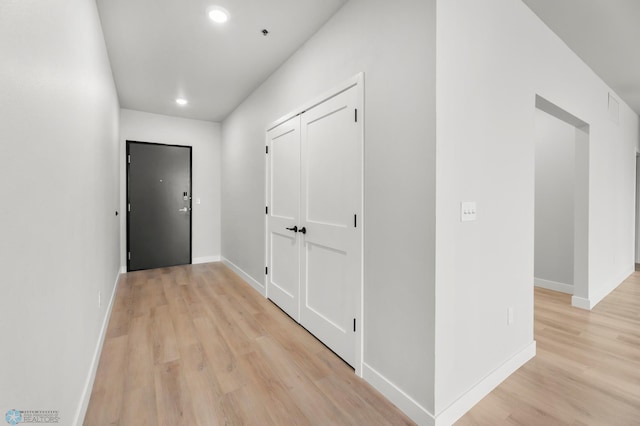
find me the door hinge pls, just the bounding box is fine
[127,154,131,164]
[265,266,268,275]
[266,206,268,215]
[355,109,358,123]
[354,214,357,228]
[266,146,269,154]
[128,252,131,260]
[353,318,356,332]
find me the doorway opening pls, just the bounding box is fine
[534,95,590,308]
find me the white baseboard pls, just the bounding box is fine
[434,341,536,426]
[73,269,121,426]
[362,341,536,426]
[221,257,265,296]
[534,277,573,294]
[362,363,435,425]
[119,256,221,272]
[193,255,221,264]
[573,266,633,311]
[571,295,592,310]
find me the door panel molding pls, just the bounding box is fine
[266,119,301,321]
[264,73,364,375]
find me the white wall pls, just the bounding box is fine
[221,0,437,419]
[435,0,639,417]
[119,109,222,267]
[0,0,120,423]
[636,155,640,264]
[534,109,575,288]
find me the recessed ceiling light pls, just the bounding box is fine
[176,98,188,106]
[208,7,229,24]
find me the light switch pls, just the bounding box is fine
[196,198,201,205]
[461,201,477,222]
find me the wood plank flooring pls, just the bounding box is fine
[86,263,640,425]
[84,262,414,425]
[457,273,640,425]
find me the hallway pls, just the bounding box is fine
[84,263,414,425]
[85,263,640,425]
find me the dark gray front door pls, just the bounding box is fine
[127,141,192,271]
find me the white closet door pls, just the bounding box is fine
[300,85,361,366]
[266,117,301,321]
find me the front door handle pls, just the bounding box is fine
[178,207,188,212]
[285,226,298,232]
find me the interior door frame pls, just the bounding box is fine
[126,140,193,272]
[264,73,364,376]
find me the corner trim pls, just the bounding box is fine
[73,269,121,426]
[571,295,592,310]
[572,266,634,310]
[534,277,573,294]
[193,255,221,264]
[434,341,536,426]
[589,267,634,309]
[221,257,266,296]
[362,363,435,426]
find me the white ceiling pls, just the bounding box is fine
[96,0,347,122]
[522,0,640,116]
[98,1,640,122]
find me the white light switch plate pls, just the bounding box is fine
[461,201,477,222]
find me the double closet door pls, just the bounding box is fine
[266,84,362,367]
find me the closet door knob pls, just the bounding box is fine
[285,226,298,232]
[298,227,306,234]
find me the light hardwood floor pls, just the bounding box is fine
[84,262,414,425]
[458,273,640,425]
[86,263,640,425]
